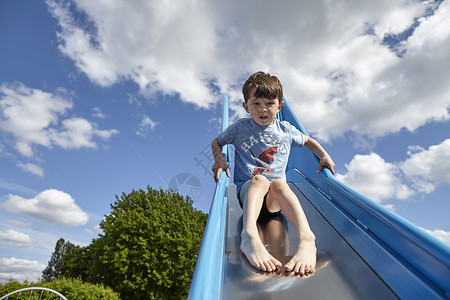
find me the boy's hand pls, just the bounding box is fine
[212,160,231,182]
[317,155,335,175]
[304,136,336,175]
[211,137,231,182]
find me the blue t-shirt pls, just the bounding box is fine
[218,118,306,190]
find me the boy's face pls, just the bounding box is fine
[243,89,284,126]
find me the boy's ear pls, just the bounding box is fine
[243,101,249,113]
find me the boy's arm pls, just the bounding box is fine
[211,137,231,182]
[304,136,336,175]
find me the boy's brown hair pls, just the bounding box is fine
[242,71,283,103]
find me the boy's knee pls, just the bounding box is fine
[251,175,270,188]
[270,179,289,192]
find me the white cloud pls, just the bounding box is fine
[0,229,34,248]
[46,0,449,142]
[92,107,106,119]
[50,117,119,149]
[337,139,450,202]
[136,115,158,137]
[400,139,450,190]
[2,189,89,227]
[46,0,218,108]
[0,82,72,156]
[383,204,395,212]
[420,228,450,245]
[374,2,429,37]
[17,162,44,177]
[0,82,118,157]
[336,153,414,203]
[0,257,45,282]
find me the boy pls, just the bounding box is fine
[212,71,335,275]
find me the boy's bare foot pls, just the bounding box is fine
[284,237,317,275]
[241,231,282,272]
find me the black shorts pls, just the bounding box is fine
[238,187,283,224]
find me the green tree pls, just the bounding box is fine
[42,238,76,282]
[60,244,90,281]
[94,187,208,299]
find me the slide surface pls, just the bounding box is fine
[221,183,397,299]
[189,97,450,300]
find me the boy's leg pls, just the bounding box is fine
[261,217,289,264]
[266,179,317,275]
[240,175,283,272]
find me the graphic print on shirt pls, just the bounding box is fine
[250,146,278,177]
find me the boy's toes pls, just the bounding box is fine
[295,263,305,275]
[303,264,312,274]
[273,258,283,270]
[253,257,278,272]
[256,259,268,272]
[262,261,271,272]
[283,261,296,273]
[296,263,315,275]
[265,258,281,272]
[306,264,315,274]
[266,261,275,272]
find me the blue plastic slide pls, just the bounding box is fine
[189,96,450,299]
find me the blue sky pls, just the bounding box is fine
[1,0,449,281]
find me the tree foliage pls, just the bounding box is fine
[0,278,120,300]
[42,238,76,282]
[42,187,208,300]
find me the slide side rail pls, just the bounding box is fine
[189,96,230,299]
